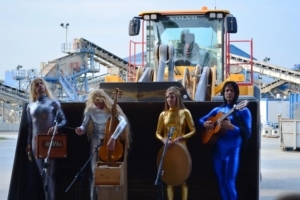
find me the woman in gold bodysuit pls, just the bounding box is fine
[155,86,196,200]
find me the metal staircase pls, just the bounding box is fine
[57,70,79,101]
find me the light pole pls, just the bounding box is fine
[60,23,69,50]
[263,57,270,63]
[17,65,22,70]
[16,65,22,90]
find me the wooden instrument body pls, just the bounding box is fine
[156,142,192,186]
[35,134,67,159]
[99,88,124,162]
[201,112,226,145]
[99,116,124,162]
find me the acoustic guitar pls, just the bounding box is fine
[202,100,249,144]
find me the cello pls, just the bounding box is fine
[98,88,124,162]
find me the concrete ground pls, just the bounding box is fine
[0,132,18,200]
[0,131,299,200]
[260,136,300,199]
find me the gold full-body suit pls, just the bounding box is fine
[156,107,196,200]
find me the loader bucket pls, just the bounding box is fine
[9,99,260,200]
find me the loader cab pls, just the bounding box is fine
[129,7,238,86]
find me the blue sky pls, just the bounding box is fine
[0,0,299,79]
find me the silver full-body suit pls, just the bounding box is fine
[79,107,127,200]
[27,95,66,200]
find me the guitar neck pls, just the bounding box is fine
[219,107,235,121]
[109,88,119,132]
[112,88,119,117]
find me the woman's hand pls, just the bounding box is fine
[48,126,58,135]
[204,120,214,130]
[75,127,84,135]
[25,144,32,161]
[220,118,234,130]
[162,138,173,148]
[26,144,31,153]
[107,138,116,151]
[173,136,183,143]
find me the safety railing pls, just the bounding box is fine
[226,33,253,86]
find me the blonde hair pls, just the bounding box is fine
[29,77,55,102]
[163,86,186,127]
[85,89,131,147]
[85,89,113,113]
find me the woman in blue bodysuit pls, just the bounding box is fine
[198,81,252,200]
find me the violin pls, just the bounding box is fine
[99,88,124,162]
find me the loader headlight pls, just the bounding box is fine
[143,14,157,20]
[209,13,216,18]
[209,13,224,19]
[150,14,157,20]
[217,13,223,18]
[143,15,150,20]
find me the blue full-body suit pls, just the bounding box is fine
[199,82,252,200]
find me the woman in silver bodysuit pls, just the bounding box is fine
[75,89,130,200]
[26,77,66,200]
